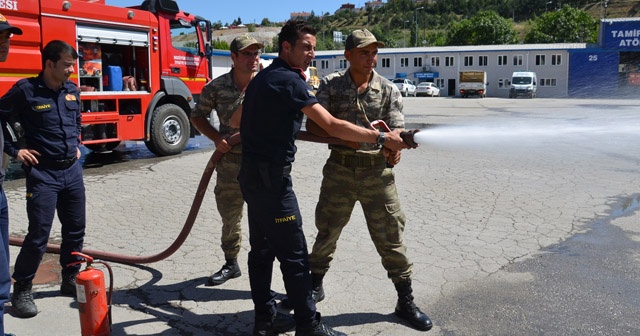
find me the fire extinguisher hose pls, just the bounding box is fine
[8,131,358,265]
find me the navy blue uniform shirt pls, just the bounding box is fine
[0,73,81,160]
[241,58,318,165]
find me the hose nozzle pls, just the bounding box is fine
[400,129,420,149]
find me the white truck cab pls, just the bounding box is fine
[510,71,537,98]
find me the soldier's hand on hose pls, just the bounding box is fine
[383,148,401,166]
[16,148,40,166]
[383,131,409,151]
[214,136,232,153]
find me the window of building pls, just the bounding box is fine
[498,55,507,66]
[321,60,329,69]
[414,57,422,67]
[431,56,440,67]
[540,78,557,87]
[513,55,523,66]
[552,54,562,65]
[339,59,348,69]
[435,78,445,88]
[464,56,473,67]
[381,58,390,68]
[478,55,488,66]
[445,56,454,67]
[535,54,546,66]
[400,57,409,67]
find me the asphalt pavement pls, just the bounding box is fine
[4,97,640,335]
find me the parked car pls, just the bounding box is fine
[415,82,440,97]
[392,78,416,97]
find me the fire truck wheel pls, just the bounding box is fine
[145,103,189,156]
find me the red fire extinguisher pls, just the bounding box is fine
[70,252,113,336]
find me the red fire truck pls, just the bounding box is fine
[1,0,213,156]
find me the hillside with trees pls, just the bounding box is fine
[212,0,636,52]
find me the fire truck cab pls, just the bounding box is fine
[1,0,213,156]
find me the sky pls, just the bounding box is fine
[106,0,362,25]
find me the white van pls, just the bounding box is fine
[509,71,537,98]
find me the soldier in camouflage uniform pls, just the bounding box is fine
[190,34,263,287]
[306,29,433,332]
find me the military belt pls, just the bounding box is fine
[329,151,386,168]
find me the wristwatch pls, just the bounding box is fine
[376,131,386,147]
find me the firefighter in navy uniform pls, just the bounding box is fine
[239,20,407,336]
[0,40,85,318]
[0,12,22,336]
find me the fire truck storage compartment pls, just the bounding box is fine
[81,98,143,142]
[77,25,149,92]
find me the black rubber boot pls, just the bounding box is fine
[295,312,346,336]
[394,279,433,331]
[206,259,241,286]
[253,311,296,336]
[311,273,325,303]
[11,280,38,318]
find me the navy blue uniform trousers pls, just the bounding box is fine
[12,161,85,281]
[238,161,316,327]
[0,187,10,335]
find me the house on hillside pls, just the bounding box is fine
[365,1,385,10]
[336,3,359,14]
[290,11,311,20]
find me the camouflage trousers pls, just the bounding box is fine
[214,152,244,260]
[308,153,413,283]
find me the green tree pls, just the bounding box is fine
[212,20,223,30]
[446,10,517,46]
[260,18,271,27]
[212,39,230,50]
[524,5,598,43]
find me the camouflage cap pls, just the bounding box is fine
[230,34,264,53]
[0,13,23,35]
[345,29,384,51]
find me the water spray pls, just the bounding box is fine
[411,123,640,146]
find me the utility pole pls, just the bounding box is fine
[403,20,410,48]
[415,7,424,47]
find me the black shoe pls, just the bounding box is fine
[206,262,241,286]
[295,317,345,336]
[11,281,37,318]
[395,299,433,331]
[253,311,296,336]
[60,272,78,297]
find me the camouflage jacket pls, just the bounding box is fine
[192,70,243,153]
[316,69,404,154]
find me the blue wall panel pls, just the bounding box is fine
[600,20,640,51]
[569,51,619,97]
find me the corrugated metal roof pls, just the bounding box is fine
[601,17,640,22]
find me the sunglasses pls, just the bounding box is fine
[239,51,261,58]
